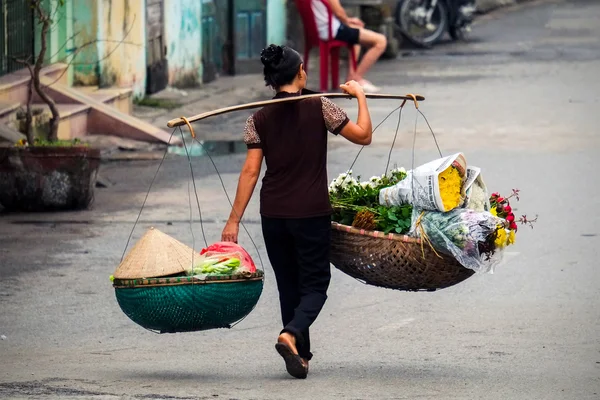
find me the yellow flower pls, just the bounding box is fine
[490,206,497,217]
[494,227,508,248]
[438,165,463,211]
[507,230,516,245]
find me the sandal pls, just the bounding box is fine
[275,341,308,379]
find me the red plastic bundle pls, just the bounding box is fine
[200,242,257,273]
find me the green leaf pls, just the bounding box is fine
[387,211,398,221]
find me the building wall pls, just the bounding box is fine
[267,0,286,46]
[164,0,202,88]
[72,0,100,86]
[70,0,147,96]
[96,0,147,97]
[35,0,75,86]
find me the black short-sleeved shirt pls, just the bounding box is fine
[243,90,350,218]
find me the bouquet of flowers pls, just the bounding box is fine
[329,168,413,235]
[329,156,537,273]
[379,153,467,212]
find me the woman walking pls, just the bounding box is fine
[221,44,373,379]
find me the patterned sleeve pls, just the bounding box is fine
[243,115,261,149]
[321,97,350,135]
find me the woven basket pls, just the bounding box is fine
[113,272,264,333]
[330,223,474,291]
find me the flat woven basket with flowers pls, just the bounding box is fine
[329,222,474,291]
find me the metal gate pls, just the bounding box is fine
[0,0,35,77]
[146,0,168,94]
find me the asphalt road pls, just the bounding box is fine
[1,0,599,399]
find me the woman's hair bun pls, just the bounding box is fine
[261,45,284,68]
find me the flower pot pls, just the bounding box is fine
[0,146,101,211]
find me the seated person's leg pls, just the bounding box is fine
[335,23,387,91]
[354,28,387,85]
[335,23,361,82]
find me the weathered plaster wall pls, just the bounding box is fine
[35,0,74,85]
[72,0,100,86]
[97,0,146,97]
[267,0,286,45]
[164,0,202,88]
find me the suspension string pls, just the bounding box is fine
[120,129,176,262]
[188,135,266,329]
[177,117,265,274]
[179,129,200,273]
[384,101,406,176]
[190,137,266,274]
[344,94,420,182]
[417,109,443,158]
[341,104,403,186]
[410,109,419,210]
[178,126,209,249]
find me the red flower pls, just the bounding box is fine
[510,222,518,230]
[506,214,515,222]
[497,197,505,203]
[504,205,512,213]
[491,192,499,198]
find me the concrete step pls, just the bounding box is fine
[0,64,69,105]
[9,103,91,140]
[76,86,133,115]
[0,65,175,144]
[0,101,21,121]
[40,76,176,144]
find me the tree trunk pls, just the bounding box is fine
[24,78,34,144]
[32,0,60,142]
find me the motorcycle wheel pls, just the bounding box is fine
[395,0,449,47]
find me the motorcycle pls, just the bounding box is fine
[394,0,477,48]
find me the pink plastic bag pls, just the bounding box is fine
[200,242,257,273]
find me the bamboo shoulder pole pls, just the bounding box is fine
[167,93,424,128]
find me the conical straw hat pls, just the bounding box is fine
[114,227,197,279]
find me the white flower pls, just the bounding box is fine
[341,177,358,189]
[391,167,407,174]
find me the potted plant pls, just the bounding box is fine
[0,0,101,212]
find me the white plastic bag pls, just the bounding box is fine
[379,153,467,212]
[412,208,504,273]
[462,166,491,212]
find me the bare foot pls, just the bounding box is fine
[276,333,308,379]
[277,332,298,353]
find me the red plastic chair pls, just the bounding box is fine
[294,0,358,92]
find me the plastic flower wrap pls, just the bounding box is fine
[379,153,467,212]
[412,208,504,273]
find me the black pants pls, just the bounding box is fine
[261,215,332,361]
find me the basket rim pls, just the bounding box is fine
[113,271,264,288]
[331,222,422,244]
